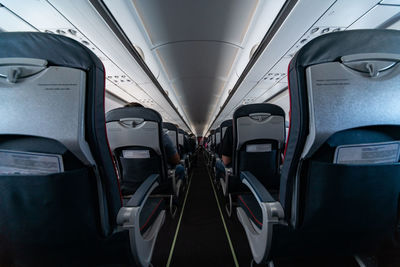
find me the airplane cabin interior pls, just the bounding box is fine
[1,0,400,266]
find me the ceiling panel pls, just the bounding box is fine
[257,82,287,103]
[105,94,124,113]
[156,42,239,82]
[129,0,265,134]
[1,0,72,29]
[268,90,289,120]
[0,7,37,31]
[172,78,225,132]
[132,0,258,46]
[348,4,400,29]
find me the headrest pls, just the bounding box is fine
[0,32,102,70]
[106,107,162,123]
[106,107,163,154]
[233,103,286,150]
[233,103,285,119]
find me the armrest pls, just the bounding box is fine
[240,171,276,203]
[116,173,166,267]
[237,171,284,264]
[125,174,160,207]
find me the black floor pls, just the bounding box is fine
[153,153,247,266]
[151,151,400,267]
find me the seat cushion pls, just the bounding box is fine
[139,197,165,234]
[238,194,263,229]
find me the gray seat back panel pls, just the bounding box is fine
[237,115,285,151]
[107,121,161,155]
[0,65,94,165]
[302,61,400,158]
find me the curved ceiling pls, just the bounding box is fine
[130,0,259,134]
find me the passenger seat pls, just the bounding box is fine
[237,29,400,265]
[0,32,164,267]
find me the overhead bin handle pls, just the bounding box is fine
[341,53,400,78]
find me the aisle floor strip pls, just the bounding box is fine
[205,162,240,267]
[166,174,193,267]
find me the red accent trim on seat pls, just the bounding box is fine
[140,199,163,231]
[238,196,263,227]
[283,60,292,160]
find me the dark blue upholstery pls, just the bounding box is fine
[271,29,400,259]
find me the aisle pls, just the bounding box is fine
[152,154,239,267]
[169,155,238,266]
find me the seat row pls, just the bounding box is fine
[2,29,400,267]
[0,32,196,267]
[204,29,400,265]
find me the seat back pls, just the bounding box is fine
[219,119,232,157]
[280,29,400,254]
[233,103,285,190]
[106,107,167,195]
[0,32,121,264]
[221,120,232,140]
[215,126,221,155]
[209,129,215,153]
[163,122,178,152]
[178,128,185,156]
[184,132,191,153]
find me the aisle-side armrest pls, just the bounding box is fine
[240,172,276,203]
[124,174,160,208]
[116,174,166,267]
[237,171,284,264]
